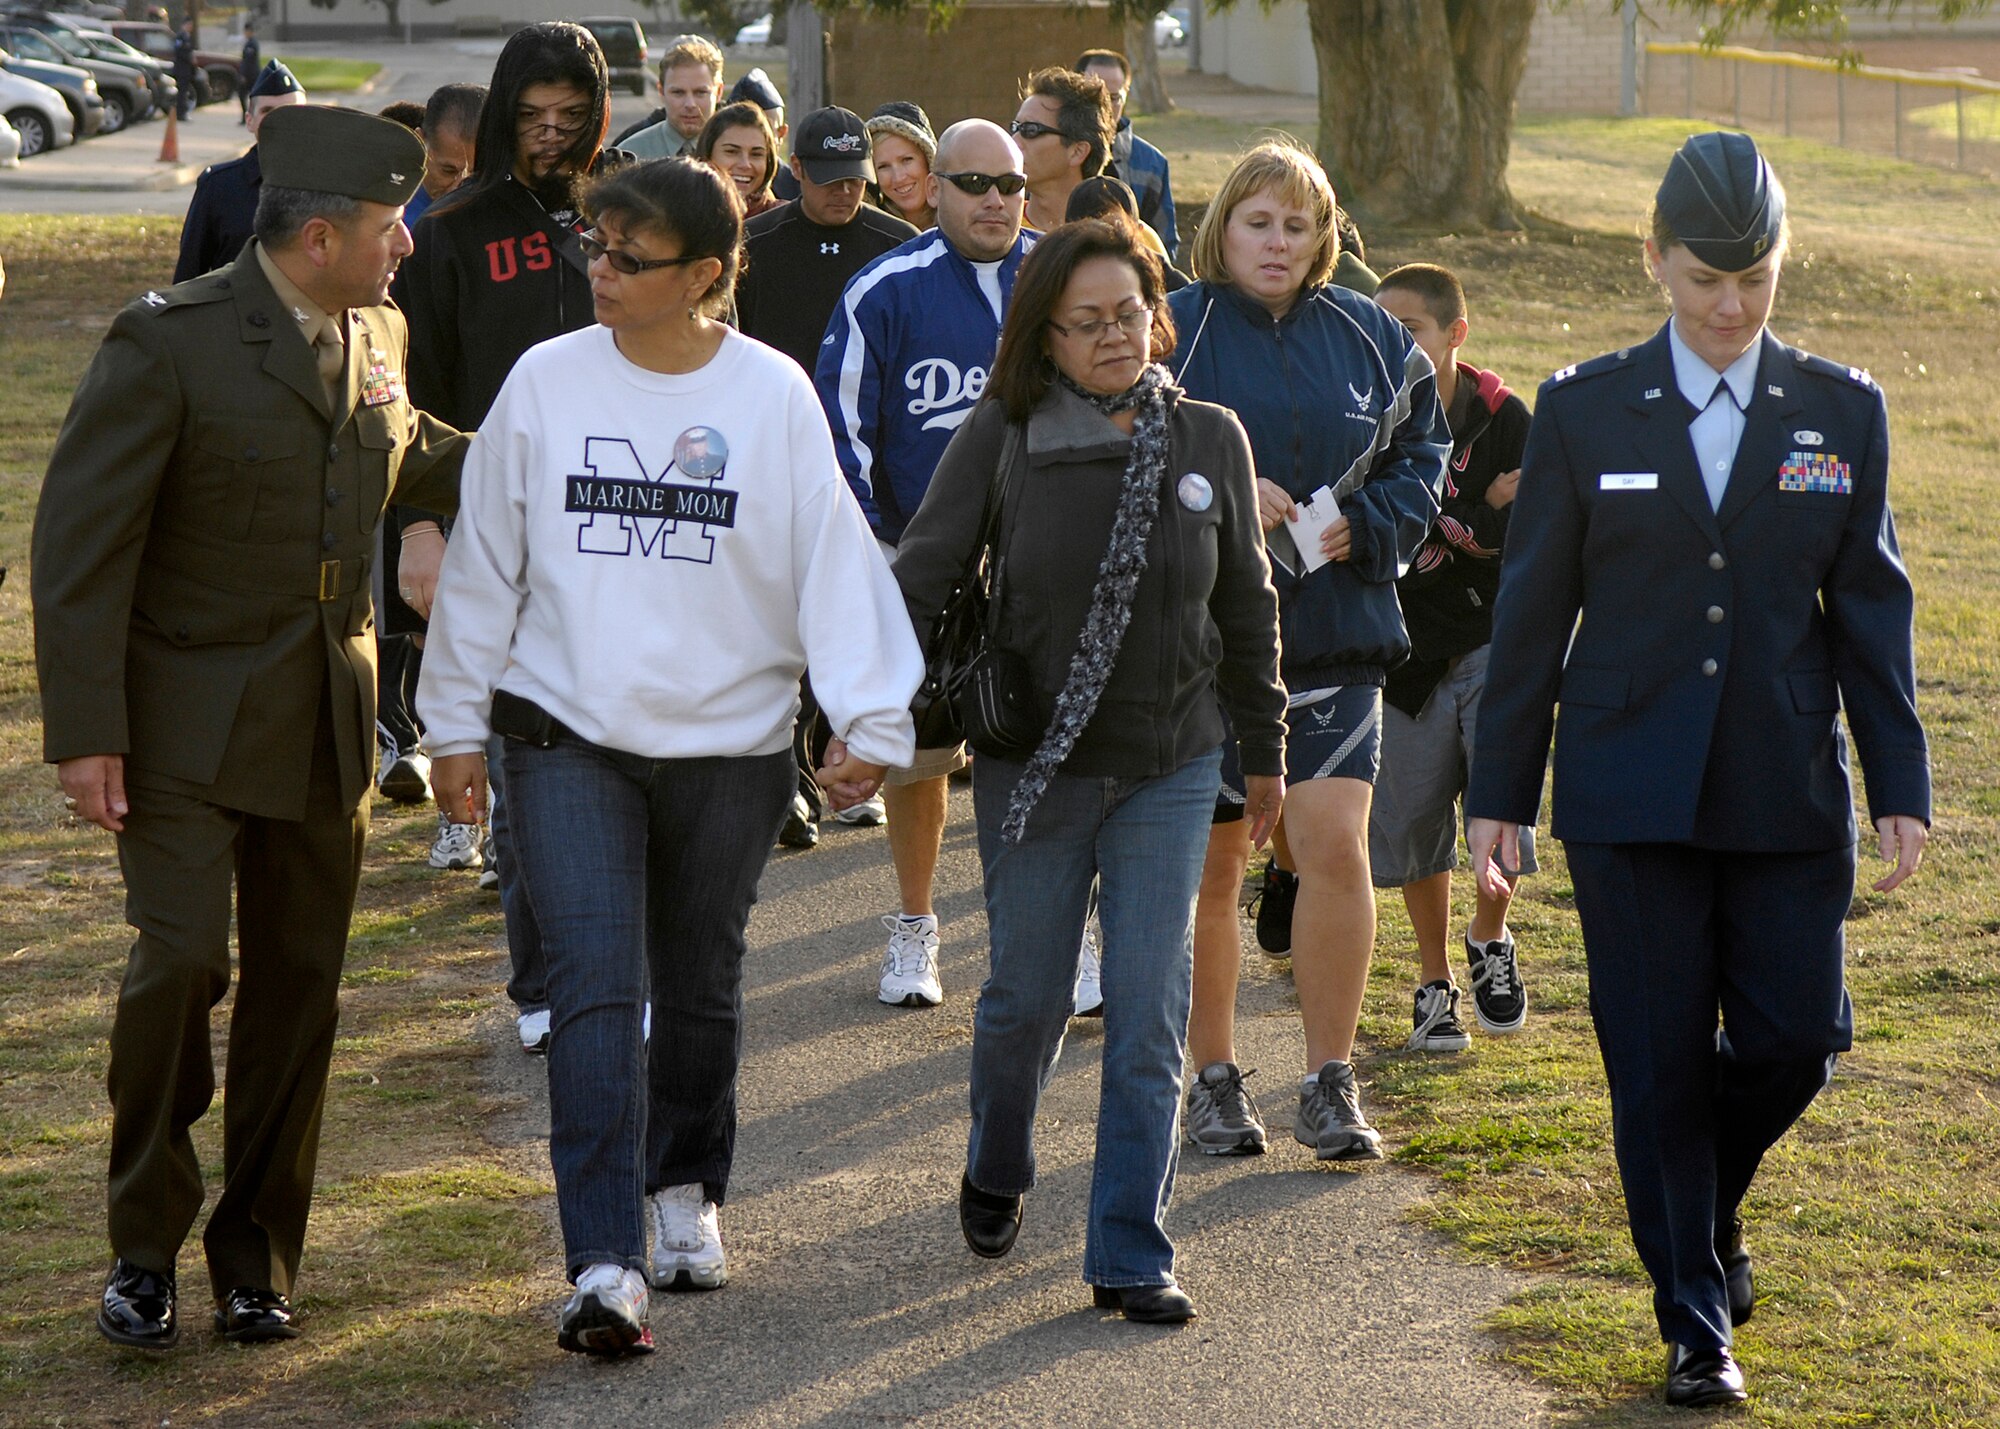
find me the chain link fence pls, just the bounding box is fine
[1644,41,2000,177]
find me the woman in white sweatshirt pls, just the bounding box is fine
[417,158,923,1358]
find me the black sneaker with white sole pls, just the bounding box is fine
[1408,979,1471,1052]
[1465,932,1527,1033]
[1251,863,1298,957]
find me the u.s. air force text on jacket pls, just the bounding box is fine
[1467,324,1931,849]
[33,247,470,818]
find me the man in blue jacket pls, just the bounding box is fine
[1078,49,1177,262]
[815,118,1032,1011]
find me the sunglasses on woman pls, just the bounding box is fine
[579,229,711,275]
[936,171,1029,197]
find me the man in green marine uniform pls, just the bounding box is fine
[31,104,471,1352]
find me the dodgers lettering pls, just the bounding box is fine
[567,478,739,526]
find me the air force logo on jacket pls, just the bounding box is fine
[814,229,1034,544]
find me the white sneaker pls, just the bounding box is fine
[1072,920,1104,1017]
[517,1009,550,1055]
[648,1183,727,1290]
[833,795,887,826]
[556,1262,653,1356]
[428,811,483,871]
[878,913,942,1007]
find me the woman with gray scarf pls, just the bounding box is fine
[889,220,1286,1322]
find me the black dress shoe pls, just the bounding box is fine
[777,795,819,850]
[1091,1283,1197,1324]
[1719,1216,1754,1327]
[958,1174,1023,1259]
[1666,1343,1747,1407]
[213,1287,300,1342]
[98,1259,177,1350]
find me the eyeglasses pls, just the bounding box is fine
[580,230,709,275]
[1008,119,1071,143]
[936,170,1028,197]
[1048,307,1155,342]
[517,114,589,138]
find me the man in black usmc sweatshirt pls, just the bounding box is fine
[1368,263,1539,1056]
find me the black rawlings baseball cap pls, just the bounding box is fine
[795,106,873,182]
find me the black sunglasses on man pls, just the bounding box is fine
[936,171,1029,197]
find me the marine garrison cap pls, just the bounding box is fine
[258,105,426,207]
[247,58,303,100]
[1655,131,1786,273]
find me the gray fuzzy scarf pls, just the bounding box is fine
[1002,363,1178,845]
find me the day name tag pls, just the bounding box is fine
[1600,472,1659,491]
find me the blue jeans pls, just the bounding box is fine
[486,733,548,1016]
[501,733,795,1281]
[967,746,1221,1288]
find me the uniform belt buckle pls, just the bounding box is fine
[318,559,342,601]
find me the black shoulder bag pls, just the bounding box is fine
[910,423,1042,755]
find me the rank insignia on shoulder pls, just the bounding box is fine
[360,359,403,407]
[1780,451,1852,495]
[1645,387,1663,400]
[1847,365,1877,389]
[142,291,166,307]
[1553,364,1578,382]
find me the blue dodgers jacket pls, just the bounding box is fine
[1168,279,1449,686]
[814,230,1033,544]
[1466,324,1932,849]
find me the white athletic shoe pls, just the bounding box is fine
[833,795,887,826]
[1072,920,1104,1017]
[517,1009,550,1055]
[556,1263,653,1356]
[428,811,482,871]
[648,1183,727,1291]
[878,913,942,1007]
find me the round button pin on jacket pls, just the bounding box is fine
[1177,473,1213,512]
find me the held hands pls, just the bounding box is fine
[1485,468,1522,509]
[58,754,128,832]
[1465,817,1522,902]
[1243,774,1284,850]
[1872,814,1927,893]
[397,524,446,621]
[430,751,488,827]
[816,738,888,814]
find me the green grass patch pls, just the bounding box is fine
[272,57,383,93]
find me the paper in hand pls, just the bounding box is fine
[1285,486,1341,574]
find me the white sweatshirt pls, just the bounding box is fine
[417,324,921,770]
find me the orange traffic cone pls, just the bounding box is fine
[158,108,179,164]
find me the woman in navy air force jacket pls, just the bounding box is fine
[1466,134,1930,1409]
[1165,142,1448,1163]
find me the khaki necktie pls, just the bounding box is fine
[313,316,346,413]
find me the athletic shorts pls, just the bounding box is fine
[1217,684,1382,821]
[1368,645,1538,886]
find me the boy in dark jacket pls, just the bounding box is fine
[1369,263,1536,1051]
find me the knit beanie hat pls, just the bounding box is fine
[865,100,936,162]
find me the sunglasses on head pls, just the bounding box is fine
[936,170,1028,197]
[579,229,710,275]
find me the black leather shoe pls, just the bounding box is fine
[1719,1216,1754,1327]
[1091,1283,1197,1324]
[958,1175,1022,1259]
[213,1287,300,1342]
[1666,1343,1747,1407]
[98,1259,177,1350]
[777,795,819,850]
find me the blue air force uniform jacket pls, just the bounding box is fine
[173,146,261,283]
[1466,324,1931,851]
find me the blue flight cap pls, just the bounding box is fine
[248,59,303,101]
[728,67,783,116]
[1654,131,1786,272]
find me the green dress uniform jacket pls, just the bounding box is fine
[34,243,467,817]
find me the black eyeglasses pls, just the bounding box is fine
[1048,308,1154,342]
[580,230,710,275]
[1008,119,1071,144]
[936,171,1028,197]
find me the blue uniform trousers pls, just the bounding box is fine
[1565,840,1856,1351]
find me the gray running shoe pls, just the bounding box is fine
[1293,1059,1384,1161]
[1408,979,1471,1052]
[1184,1061,1267,1155]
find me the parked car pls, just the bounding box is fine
[1154,8,1186,48]
[0,66,73,155]
[0,22,146,129]
[735,12,771,46]
[6,10,173,117]
[578,15,647,97]
[0,109,22,166]
[0,39,102,139]
[107,20,237,105]
[74,29,182,110]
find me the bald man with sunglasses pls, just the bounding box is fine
[814,118,1035,1011]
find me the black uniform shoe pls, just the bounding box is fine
[958,1174,1022,1259]
[1251,863,1297,957]
[1665,1343,1747,1407]
[1720,1216,1754,1326]
[213,1287,300,1342]
[777,793,819,850]
[1091,1283,1197,1324]
[98,1259,178,1350]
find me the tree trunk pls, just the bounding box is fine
[1124,16,1173,115]
[1306,0,1536,229]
